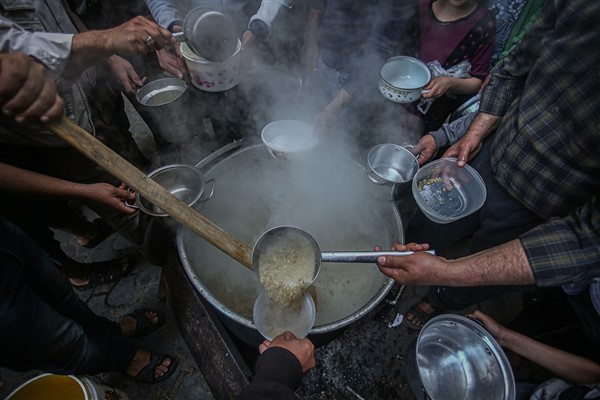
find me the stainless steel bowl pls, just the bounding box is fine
[417,315,515,400]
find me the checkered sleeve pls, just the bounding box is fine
[520,194,600,287]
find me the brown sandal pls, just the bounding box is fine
[403,298,444,331]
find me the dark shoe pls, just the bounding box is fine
[127,309,165,339]
[403,297,444,331]
[73,255,136,291]
[133,352,178,383]
[82,219,115,249]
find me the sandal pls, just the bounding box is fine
[133,352,178,383]
[126,309,165,339]
[73,255,136,291]
[403,297,444,331]
[82,219,115,249]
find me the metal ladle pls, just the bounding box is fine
[253,226,435,285]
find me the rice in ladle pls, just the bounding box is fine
[258,231,316,309]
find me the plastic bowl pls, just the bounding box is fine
[261,120,318,160]
[253,290,316,340]
[412,158,486,224]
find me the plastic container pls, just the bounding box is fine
[253,290,316,340]
[5,373,128,400]
[261,120,318,160]
[412,157,486,224]
[180,40,242,92]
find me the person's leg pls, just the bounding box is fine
[0,218,136,374]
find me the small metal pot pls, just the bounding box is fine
[130,164,214,218]
[416,315,515,400]
[379,56,431,104]
[136,78,194,143]
[177,7,238,62]
[367,144,419,200]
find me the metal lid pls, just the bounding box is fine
[184,7,238,62]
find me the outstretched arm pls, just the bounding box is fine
[469,310,600,384]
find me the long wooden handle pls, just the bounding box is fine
[48,116,253,269]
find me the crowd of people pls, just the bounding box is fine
[1,0,599,398]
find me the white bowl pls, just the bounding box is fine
[412,158,486,224]
[253,290,316,340]
[261,120,318,160]
[181,39,242,92]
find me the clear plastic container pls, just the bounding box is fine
[253,290,315,340]
[412,158,486,224]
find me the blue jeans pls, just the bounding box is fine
[0,218,136,374]
[406,137,543,309]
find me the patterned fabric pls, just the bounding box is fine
[478,0,600,286]
[485,0,527,65]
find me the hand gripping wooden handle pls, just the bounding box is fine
[47,116,253,269]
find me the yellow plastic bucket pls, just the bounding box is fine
[5,374,128,400]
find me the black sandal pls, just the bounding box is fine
[133,352,178,383]
[73,255,136,291]
[126,309,165,339]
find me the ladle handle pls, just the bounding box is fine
[172,31,185,42]
[47,116,254,269]
[320,250,436,263]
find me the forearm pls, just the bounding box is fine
[66,30,113,74]
[324,89,352,113]
[499,328,600,384]
[447,240,535,286]
[463,111,501,142]
[448,77,482,95]
[0,162,88,200]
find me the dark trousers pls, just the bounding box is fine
[406,136,543,309]
[0,218,136,374]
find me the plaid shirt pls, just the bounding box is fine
[479,0,600,286]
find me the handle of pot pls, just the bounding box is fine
[199,178,215,202]
[172,31,185,42]
[421,89,430,95]
[321,250,436,263]
[125,187,139,209]
[46,116,254,269]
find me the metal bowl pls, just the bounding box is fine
[416,315,515,400]
[137,164,208,217]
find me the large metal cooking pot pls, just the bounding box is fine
[177,144,402,346]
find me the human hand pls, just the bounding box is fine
[105,16,175,55]
[259,331,315,375]
[466,310,508,346]
[313,108,336,137]
[375,242,449,285]
[82,182,137,215]
[442,135,483,166]
[155,48,187,80]
[0,53,64,124]
[422,76,453,99]
[411,134,437,165]
[106,55,146,94]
